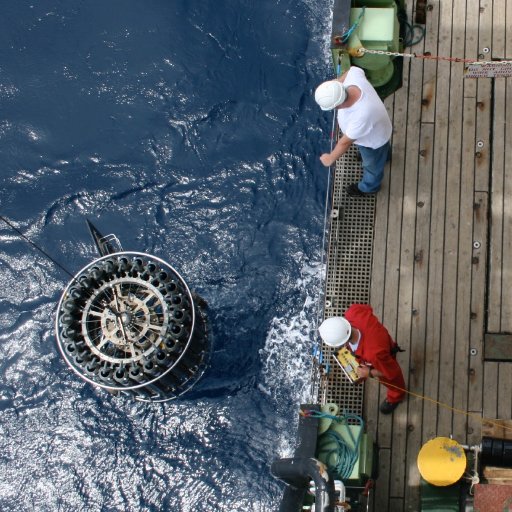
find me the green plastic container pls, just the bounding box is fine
[316,423,374,485]
[347,6,399,87]
[420,478,460,511]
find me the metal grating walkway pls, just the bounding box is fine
[317,144,376,417]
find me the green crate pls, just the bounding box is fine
[420,478,460,511]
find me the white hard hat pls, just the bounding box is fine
[314,80,347,111]
[318,316,351,347]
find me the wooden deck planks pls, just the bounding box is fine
[464,0,480,99]
[483,362,499,419]
[488,78,505,333]
[493,0,507,59]
[488,77,512,334]
[420,0,439,124]
[377,65,408,509]
[354,0,512,509]
[478,0,493,61]
[403,122,434,512]
[388,16,429,504]
[508,0,512,58]
[452,95,477,443]
[367,0,504,509]
[468,192,487,445]
[502,78,512,332]
[367,89,395,452]
[319,1,512,511]
[437,0,467,438]
[421,0,451,445]
[373,447,391,510]
[474,0,493,194]
[388,53,422,507]
[492,0,512,58]
[498,362,512,419]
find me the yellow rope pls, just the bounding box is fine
[371,377,512,435]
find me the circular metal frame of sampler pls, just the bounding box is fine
[55,252,207,401]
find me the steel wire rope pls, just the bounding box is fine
[0,214,175,312]
[0,213,127,310]
[0,214,188,385]
[0,214,76,280]
[0,215,132,371]
[309,108,338,402]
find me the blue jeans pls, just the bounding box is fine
[355,141,391,193]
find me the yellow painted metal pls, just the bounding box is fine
[417,437,467,486]
[334,346,360,383]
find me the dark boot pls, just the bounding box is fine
[346,183,376,197]
[380,400,401,415]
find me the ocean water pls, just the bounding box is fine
[0,1,334,510]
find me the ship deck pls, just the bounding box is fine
[325,1,512,510]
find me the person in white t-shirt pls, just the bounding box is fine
[314,67,392,196]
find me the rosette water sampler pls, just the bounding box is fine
[55,221,210,402]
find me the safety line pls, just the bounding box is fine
[369,376,512,434]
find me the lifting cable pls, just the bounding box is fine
[0,214,75,279]
[0,214,110,305]
[310,107,338,401]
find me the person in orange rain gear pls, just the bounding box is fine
[319,303,406,414]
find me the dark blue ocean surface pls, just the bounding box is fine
[0,1,334,510]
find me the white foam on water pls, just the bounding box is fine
[302,0,336,71]
[260,261,323,400]
[259,258,325,459]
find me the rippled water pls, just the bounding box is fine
[0,1,334,510]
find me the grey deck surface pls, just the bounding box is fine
[350,1,512,510]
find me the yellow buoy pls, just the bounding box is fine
[417,437,467,486]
